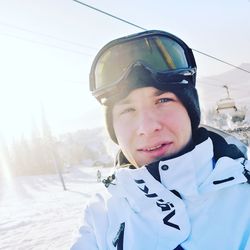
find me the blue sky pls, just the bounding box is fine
[0,0,249,142]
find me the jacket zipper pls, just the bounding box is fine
[112,222,125,250]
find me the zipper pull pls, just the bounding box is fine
[112,222,125,249]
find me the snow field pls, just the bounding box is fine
[0,166,113,250]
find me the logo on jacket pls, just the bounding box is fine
[135,179,180,230]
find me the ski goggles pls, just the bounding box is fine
[90,30,197,104]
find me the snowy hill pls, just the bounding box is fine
[0,166,114,250]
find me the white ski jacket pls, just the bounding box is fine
[71,130,250,250]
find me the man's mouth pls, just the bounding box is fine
[137,142,173,162]
[138,143,171,152]
[141,144,165,152]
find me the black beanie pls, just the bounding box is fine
[104,63,201,144]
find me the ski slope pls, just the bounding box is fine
[0,166,113,250]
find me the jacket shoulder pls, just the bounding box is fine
[70,188,110,250]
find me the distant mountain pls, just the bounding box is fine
[197,63,250,112]
[214,63,250,84]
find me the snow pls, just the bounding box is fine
[0,166,114,250]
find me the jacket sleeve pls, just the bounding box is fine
[70,205,99,250]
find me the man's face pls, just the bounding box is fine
[112,86,192,167]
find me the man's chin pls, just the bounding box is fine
[139,153,174,167]
[152,153,175,164]
[146,148,186,165]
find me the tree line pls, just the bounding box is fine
[0,127,114,177]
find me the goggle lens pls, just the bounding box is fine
[94,36,189,89]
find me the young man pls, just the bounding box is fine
[71,30,250,250]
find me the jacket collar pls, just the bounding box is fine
[115,127,246,169]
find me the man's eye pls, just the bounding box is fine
[158,98,173,103]
[120,107,135,115]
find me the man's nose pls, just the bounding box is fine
[136,110,162,136]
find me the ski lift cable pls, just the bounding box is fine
[192,49,250,74]
[0,32,93,57]
[73,0,250,74]
[72,0,147,31]
[0,21,98,51]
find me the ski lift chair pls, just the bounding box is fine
[216,85,238,113]
[216,97,238,112]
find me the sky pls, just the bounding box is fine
[0,0,250,142]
